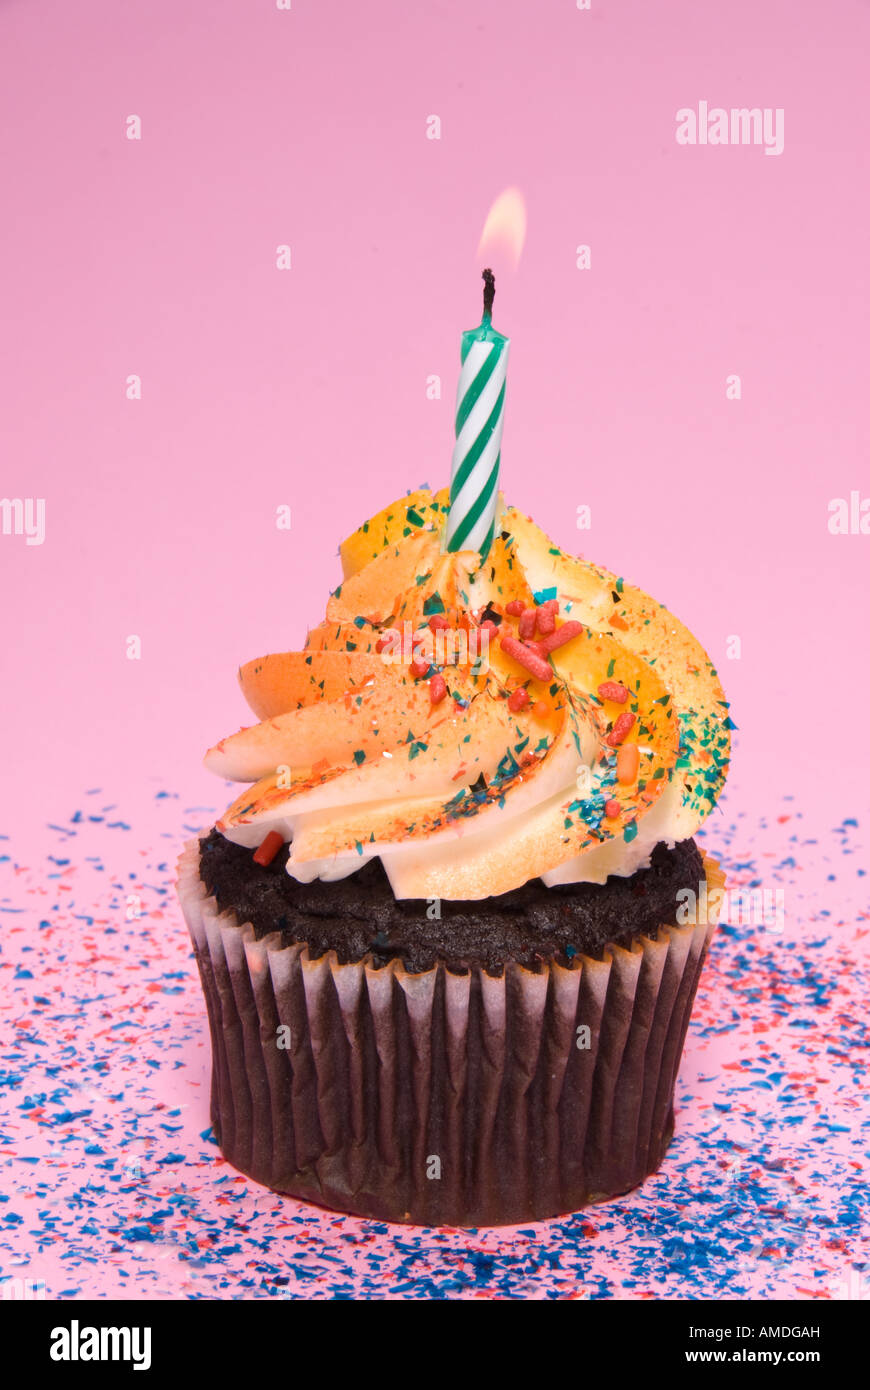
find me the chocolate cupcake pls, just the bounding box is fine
[177,488,730,1225]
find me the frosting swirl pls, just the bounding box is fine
[205,490,730,899]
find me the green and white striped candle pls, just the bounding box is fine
[445,269,510,558]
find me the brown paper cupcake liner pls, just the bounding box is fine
[177,840,725,1226]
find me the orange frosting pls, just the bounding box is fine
[204,491,731,899]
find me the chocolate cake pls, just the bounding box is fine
[199,829,704,975]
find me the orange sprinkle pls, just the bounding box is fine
[616,743,640,784]
[532,700,551,719]
[610,613,629,631]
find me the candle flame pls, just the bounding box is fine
[477,187,527,273]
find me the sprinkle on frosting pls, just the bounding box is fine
[204,490,731,899]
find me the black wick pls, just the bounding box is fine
[482,267,496,319]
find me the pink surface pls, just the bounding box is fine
[1,1,868,1299]
[1,793,867,1299]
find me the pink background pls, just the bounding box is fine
[1,0,868,836]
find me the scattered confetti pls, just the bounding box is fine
[0,787,867,1300]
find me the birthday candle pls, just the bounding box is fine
[445,269,510,559]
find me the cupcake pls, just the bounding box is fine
[177,488,730,1225]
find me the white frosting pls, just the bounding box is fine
[219,697,684,897]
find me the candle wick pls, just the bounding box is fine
[482,267,495,321]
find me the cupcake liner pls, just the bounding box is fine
[178,840,725,1227]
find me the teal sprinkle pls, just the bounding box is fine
[496,751,520,782]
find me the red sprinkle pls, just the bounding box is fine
[597,680,629,704]
[507,687,530,712]
[410,655,430,679]
[606,710,636,746]
[540,620,583,653]
[253,831,284,866]
[505,599,526,616]
[429,672,447,704]
[536,606,556,636]
[539,597,559,614]
[375,634,392,653]
[524,639,549,659]
[518,608,537,640]
[428,614,450,631]
[499,633,553,683]
[604,799,621,819]
[478,618,499,637]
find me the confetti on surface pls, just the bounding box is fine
[0,787,867,1300]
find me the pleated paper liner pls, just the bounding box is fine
[178,840,726,1227]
